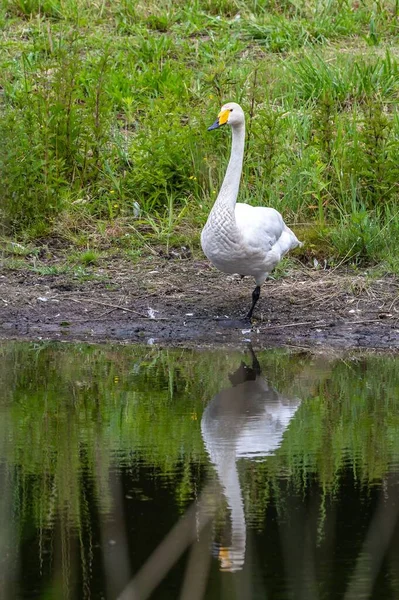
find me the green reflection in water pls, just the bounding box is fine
[0,342,399,599]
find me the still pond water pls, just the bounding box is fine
[1,342,399,600]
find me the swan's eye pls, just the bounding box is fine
[230,109,233,112]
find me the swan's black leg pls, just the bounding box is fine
[247,343,261,375]
[246,285,261,321]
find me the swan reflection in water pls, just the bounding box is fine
[201,346,302,572]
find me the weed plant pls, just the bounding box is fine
[1,0,399,270]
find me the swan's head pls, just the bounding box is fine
[208,102,244,131]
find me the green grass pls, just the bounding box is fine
[69,248,101,266]
[1,0,399,271]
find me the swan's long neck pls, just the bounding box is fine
[213,123,245,214]
[201,411,247,571]
[219,459,246,571]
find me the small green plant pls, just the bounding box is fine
[73,250,100,266]
[313,93,336,165]
[31,263,70,275]
[243,16,309,53]
[357,97,398,209]
[1,240,39,257]
[246,103,283,201]
[329,203,399,269]
[8,0,63,19]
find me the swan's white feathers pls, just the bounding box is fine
[202,202,300,285]
[201,102,302,291]
[235,203,300,281]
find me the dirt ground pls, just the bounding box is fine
[1,256,399,350]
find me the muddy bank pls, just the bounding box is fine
[0,258,398,349]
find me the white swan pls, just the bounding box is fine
[201,102,302,320]
[201,347,302,572]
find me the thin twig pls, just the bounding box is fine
[261,320,327,330]
[388,294,399,311]
[246,67,258,149]
[65,297,149,318]
[261,317,393,331]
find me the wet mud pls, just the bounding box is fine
[1,258,398,349]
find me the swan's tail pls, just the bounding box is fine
[280,225,303,255]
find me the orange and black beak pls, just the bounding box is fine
[208,108,230,131]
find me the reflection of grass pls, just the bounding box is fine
[243,353,399,529]
[1,343,399,593]
[2,345,399,513]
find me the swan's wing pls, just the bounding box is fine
[235,399,301,457]
[235,203,301,257]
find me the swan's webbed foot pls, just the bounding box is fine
[246,285,261,321]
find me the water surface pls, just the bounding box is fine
[1,342,399,599]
